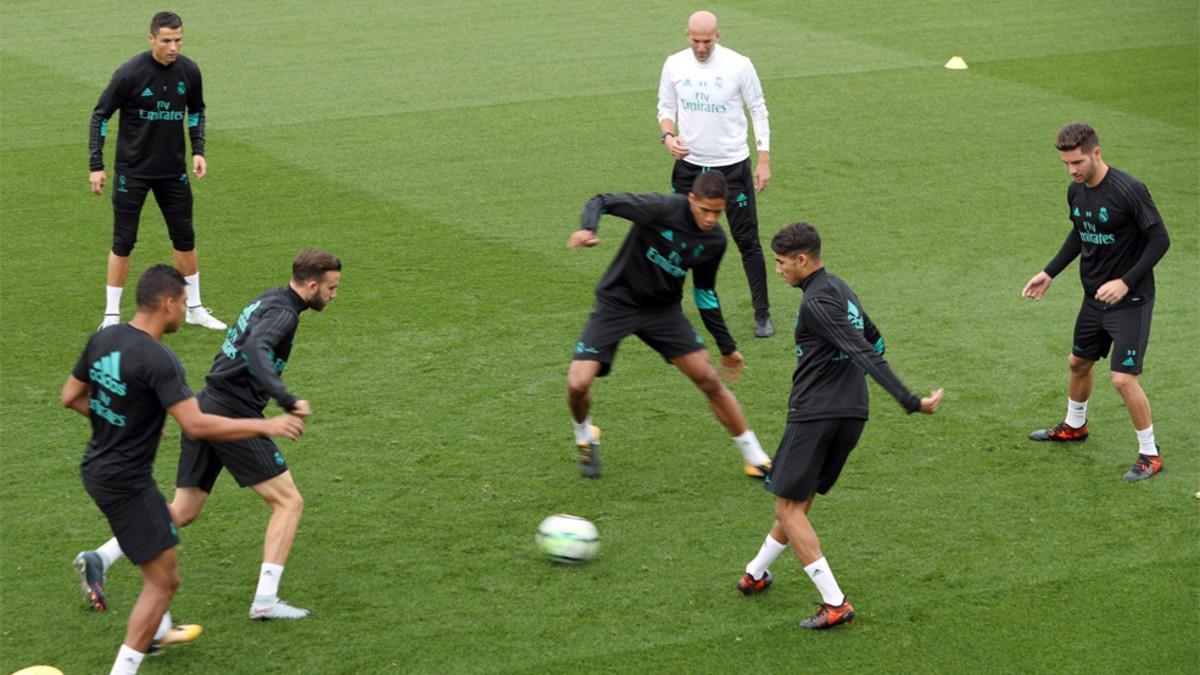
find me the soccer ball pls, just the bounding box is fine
[536,514,600,564]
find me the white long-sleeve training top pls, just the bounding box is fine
[657,43,770,167]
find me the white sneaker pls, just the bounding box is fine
[249,599,312,621]
[186,306,227,331]
[97,314,119,331]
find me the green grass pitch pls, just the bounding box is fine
[1,1,1197,672]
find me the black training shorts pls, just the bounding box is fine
[110,172,195,255]
[176,392,288,492]
[1071,299,1154,374]
[82,475,178,566]
[766,418,866,501]
[573,301,706,376]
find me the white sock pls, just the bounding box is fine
[1065,398,1088,428]
[153,611,172,641]
[98,537,125,572]
[255,562,284,602]
[803,556,846,606]
[733,430,771,466]
[105,285,123,316]
[573,415,594,444]
[745,534,787,580]
[1136,426,1157,456]
[184,272,202,308]
[110,644,144,675]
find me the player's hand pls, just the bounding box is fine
[290,400,313,418]
[266,414,305,441]
[192,154,207,179]
[754,161,771,192]
[568,230,599,249]
[1094,278,1129,305]
[918,388,944,415]
[718,351,745,382]
[89,170,107,195]
[666,135,690,160]
[1021,271,1052,300]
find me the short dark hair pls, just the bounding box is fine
[1055,122,1099,153]
[136,264,186,309]
[292,249,342,282]
[150,11,182,35]
[771,222,822,259]
[691,171,727,200]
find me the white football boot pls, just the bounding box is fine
[249,598,312,621]
[186,306,227,331]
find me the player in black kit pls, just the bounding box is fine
[566,171,773,479]
[76,250,341,623]
[1023,123,1171,481]
[734,222,942,630]
[89,12,225,332]
[62,265,303,675]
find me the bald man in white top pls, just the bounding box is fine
[658,11,774,337]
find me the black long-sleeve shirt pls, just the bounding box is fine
[89,51,205,177]
[1044,166,1169,309]
[580,192,737,354]
[204,287,308,414]
[787,268,920,422]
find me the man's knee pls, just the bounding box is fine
[170,503,199,527]
[169,488,208,527]
[143,555,181,594]
[567,363,598,399]
[1111,371,1140,395]
[287,490,305,516]
[165,213,195,252]
[567,375,591,399]
[774,497,800,521]
[730,226,762,252]
[262,480,304,516]
[692,369,724,396]
[1067,354,1094,375]
[111,214,140,256]
[774,495,812,521]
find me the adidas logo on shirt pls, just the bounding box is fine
[89,351,127,396]
[141,87,154,97]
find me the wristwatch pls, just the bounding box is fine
[660,131,675,143]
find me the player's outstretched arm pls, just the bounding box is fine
[918,388,945,415]
[168,397,304,442]
[1021,271,1053,300]
[60,375,91,417]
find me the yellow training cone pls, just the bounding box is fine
[944,56,968,70]
[12,667,64,675]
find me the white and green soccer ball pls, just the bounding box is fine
[536,514,599,564]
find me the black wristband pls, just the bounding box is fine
[661,131,675,143]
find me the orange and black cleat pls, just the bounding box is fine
[1123,452,1162,482]
[799,599,856,630]
[737,570,773,595]
[1028,421,1088,442]
[73,551,107,612]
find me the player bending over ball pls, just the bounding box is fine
[566,171,772,480]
